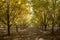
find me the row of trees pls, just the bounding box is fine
[0,0,30,35]
[31,0,60,33]
[0,0,60,35]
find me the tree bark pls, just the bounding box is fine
[44,10,47,30]
[51,0,56,34]
[7,13,10,36]
[6,0,10,36]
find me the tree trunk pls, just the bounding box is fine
[6,0,10,36]
[7,22,10,36]
[44,24,47,30]
[44,10,47,30]
[7,9,10,36]
[51,22,54,34]
[58,23,60,29]
[16,25,18,32]
[51,0,56,34]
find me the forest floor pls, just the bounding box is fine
[0,27,60,40]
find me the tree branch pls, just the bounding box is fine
[0,18,7,25]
